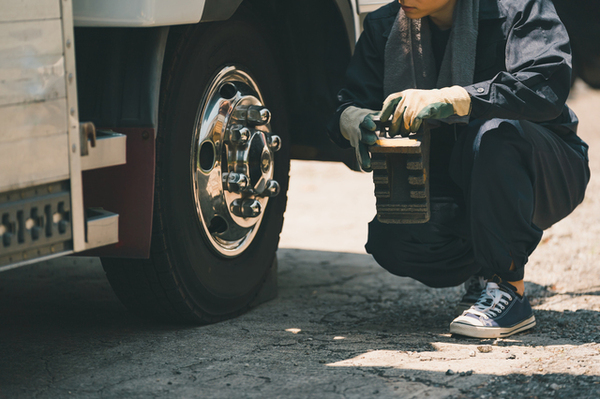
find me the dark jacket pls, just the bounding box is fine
[328,0,578,148]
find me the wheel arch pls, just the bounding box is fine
[202,0,356,50]
[76,0,357,158]
[231,0,357,163]
[78,0,356,258]
[201,0,245,22]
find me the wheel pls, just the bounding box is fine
[102,15,290,323]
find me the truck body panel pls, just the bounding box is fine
[0,0,123,271]
[357,0,388,14]
[0,13,68,192]
[73,0,206,27]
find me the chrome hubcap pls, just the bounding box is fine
[192,66,281,257]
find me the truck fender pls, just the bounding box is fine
[205,0,356,47]
[333,0,357,52]
[201,0,245,22]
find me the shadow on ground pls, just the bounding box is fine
[0,249,598,398]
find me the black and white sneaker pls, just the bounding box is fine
[456,276,487,314]
[450,281,536,339]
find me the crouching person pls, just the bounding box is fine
[328,0,590,338]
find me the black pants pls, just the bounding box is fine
[365,119,590,288]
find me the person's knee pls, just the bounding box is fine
[472,120,529,171]
[451,119,511,186]
[474,119,514,151]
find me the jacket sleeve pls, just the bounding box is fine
[465,0,572,122]
[327,13,387,148]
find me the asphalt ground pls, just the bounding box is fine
[0,82,599,398]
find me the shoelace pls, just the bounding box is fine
[465,282,513,319]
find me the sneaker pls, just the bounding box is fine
[456,276,487,314]
[450,281,536,339]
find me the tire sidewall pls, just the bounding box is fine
[157,19,290,316]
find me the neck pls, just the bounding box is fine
[429,0,457,30]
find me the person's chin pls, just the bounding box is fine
[402,7,423,19]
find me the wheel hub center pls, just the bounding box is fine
[192,67,281,257]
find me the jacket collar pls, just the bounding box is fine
[479,0,506,20]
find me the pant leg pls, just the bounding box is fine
[365,197,479,288]
[450,119,590,282]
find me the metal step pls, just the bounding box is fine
[81,130,127,171]
[85,208,119,250]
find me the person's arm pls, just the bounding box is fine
[327,11,388,148]
[465,0,572,122]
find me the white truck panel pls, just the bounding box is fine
[0,19,66,107]
[0,133,70,192]
[0,19,64,55]
[0,0,60,22]
[357,0,389,14]
[0,99,68,144]
[0,9,70,192]
[0,54,66,107]
[72,0,205,27]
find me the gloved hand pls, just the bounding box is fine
[340,106,379,172]
[380,86,471,137]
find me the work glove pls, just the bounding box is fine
[380,86,471,137]
[340,106,379,172]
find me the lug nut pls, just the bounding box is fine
[247,106,271,125]
[230,199,262,218]
[229,126,251,145]
[223,172,249,193]
[262,180,280,197]
[267,135,282,152]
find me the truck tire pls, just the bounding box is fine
[102,16,289,323]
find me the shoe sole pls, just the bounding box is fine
[449,315,536,339]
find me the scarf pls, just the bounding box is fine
[383,0,479,123]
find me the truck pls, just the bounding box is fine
[1,0,597,324]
